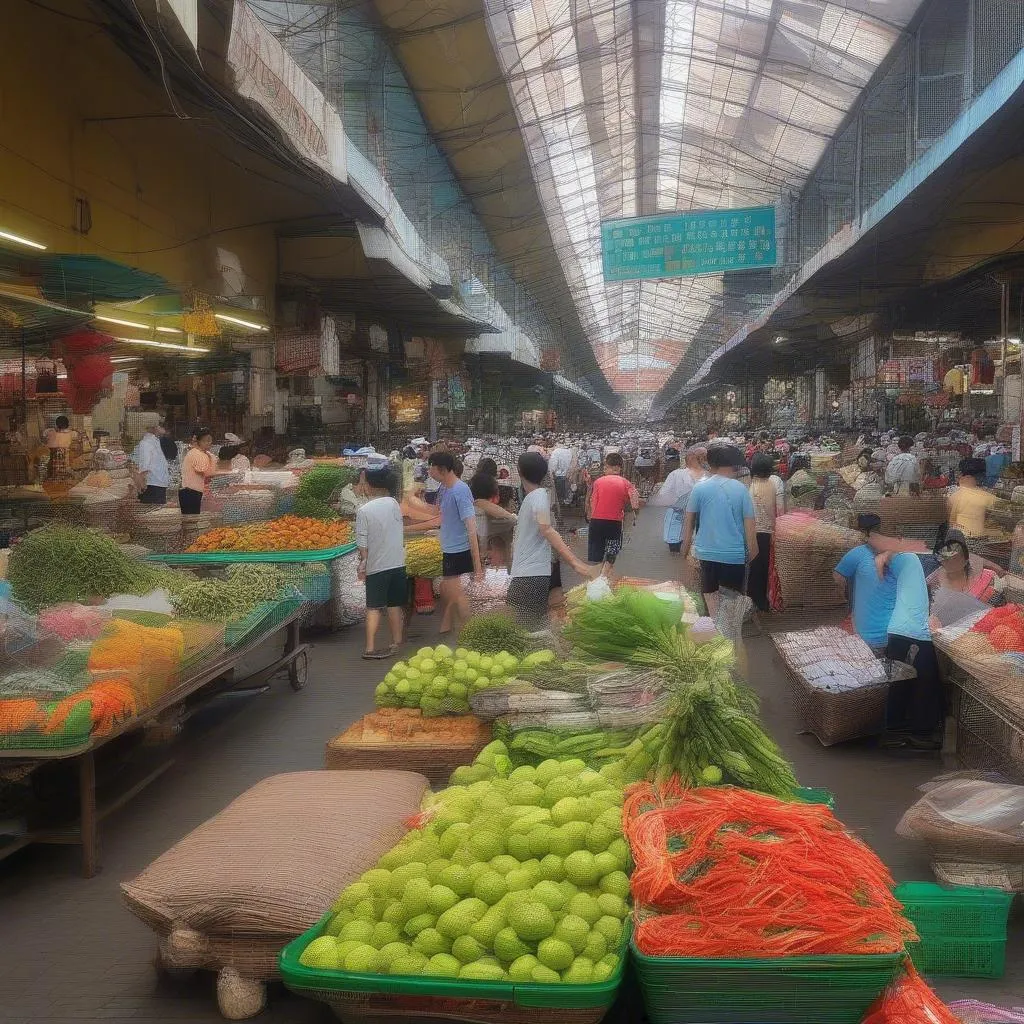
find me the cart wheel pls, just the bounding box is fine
[288,649,308,691]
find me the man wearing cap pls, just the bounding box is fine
[681,443,757,616]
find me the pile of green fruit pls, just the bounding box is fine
[374,645,555,716]
[299,741,630,984]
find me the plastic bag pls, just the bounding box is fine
[585,575,612,601]
[949,1000,1024,1024]
[914,773,1024,834]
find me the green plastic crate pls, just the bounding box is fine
[280,914,631,1024]
[894,882,1013,939]
[792,786,836,810]
[906,935,1006,979]
[147,541,356,565]
[631,941,904,1024]
[225,596,302,647]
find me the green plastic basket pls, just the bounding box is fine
[894,882,1013,939]
[146,541,356,565]
[792,786,836,810]
[906,935,1006,979]
[631,942,904,1024]
[280,914,630,1024]
[225,596,302,647]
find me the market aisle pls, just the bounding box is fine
[0,507,1018,1023]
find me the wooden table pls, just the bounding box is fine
[0,607,309,877]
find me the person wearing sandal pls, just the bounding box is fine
[356,461,407,659]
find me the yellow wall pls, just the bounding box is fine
[0,1,329,311]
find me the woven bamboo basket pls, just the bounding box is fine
[777,645,913,746]
[325,714,491,785]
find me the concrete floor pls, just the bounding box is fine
[0,507,1019,1022]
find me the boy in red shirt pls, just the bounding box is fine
[586,452,640,563]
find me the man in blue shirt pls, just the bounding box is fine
[833,515,896,651]
[681,444,757,616]
[428,451,483,634]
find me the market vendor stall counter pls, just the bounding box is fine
[0,600,311,877]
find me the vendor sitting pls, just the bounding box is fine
[927,528,1000,604]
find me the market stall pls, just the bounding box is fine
[0,521,353,875]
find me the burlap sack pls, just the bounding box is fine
[121,770,428,985]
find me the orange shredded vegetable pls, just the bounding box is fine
[862,964,963,1024]
[0,699,44,733]
[624,780,916,958]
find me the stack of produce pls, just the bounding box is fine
[458,612,529,657]
[0,677,138,745]
[971,605,1024,652]
[405,537,443,579]
[560,590,799,796]
[624,780,914,957]
[298,741,631,984]
[87,618,185,705]
[293,465,357,520]
[338,709,490,747]
[165,564,307,623]
[374,644,526,715]
[186,516,351,553]
[7,524,165,611]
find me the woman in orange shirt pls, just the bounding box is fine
[179,428,215,515]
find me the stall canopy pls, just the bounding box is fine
[367,0,925,396]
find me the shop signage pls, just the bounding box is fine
[601,205,776,282]
[227,2,346,183]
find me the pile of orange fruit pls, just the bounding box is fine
[187,516,352,553]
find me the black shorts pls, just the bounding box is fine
[442,549,474,577]
[506,576,551,628]
[699,560,746,594]
[587,518,623,563]
[140,485,167,505]
[178,487,203,515]
[549,560,562,591]
[365,566,408,609]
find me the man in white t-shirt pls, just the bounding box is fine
[506,451,597,628]
[547,440,575,505]
[356,465,407,658]
[130,419,170,505]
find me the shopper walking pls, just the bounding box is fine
[506,452,596,628]
[429,450,483,634]
[653,445,707,553]
[356,464,407,659]
[585,452,639,564]
[747,452,784,613]
[178,428,214,515]
[885,435,921,495]
[681,444,757,616]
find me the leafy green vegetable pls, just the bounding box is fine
[293,465,357,519]
[457,612,529,656]
[565,587,683,661]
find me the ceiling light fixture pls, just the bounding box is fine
[0,228,46,250]
[114,337,210,354]
[96,314,150,331]
[110,357,141,363]
[155,326,183,334]
[214,312,269,331]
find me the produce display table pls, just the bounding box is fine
[0,603,310,878]
[148,541,358,630]
[935,634,1024,781]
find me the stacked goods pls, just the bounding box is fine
[0,678,137,747]
[293,465,357,520]
[972,605,1024,652]
[326,709,493,783]
[7,524,165,611]
[405,537,443,579]
[374,644,532,715]
[88,619,185,705]
[624,781,913,957]
[773,511,858,610]
[165,564,306,623]
[296,741,631,984]
[186,516,351,553]
[624,782,910,1024]
[336,709,490,746]
[458,613,529,657]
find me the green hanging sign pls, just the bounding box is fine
[601,205,776,282]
